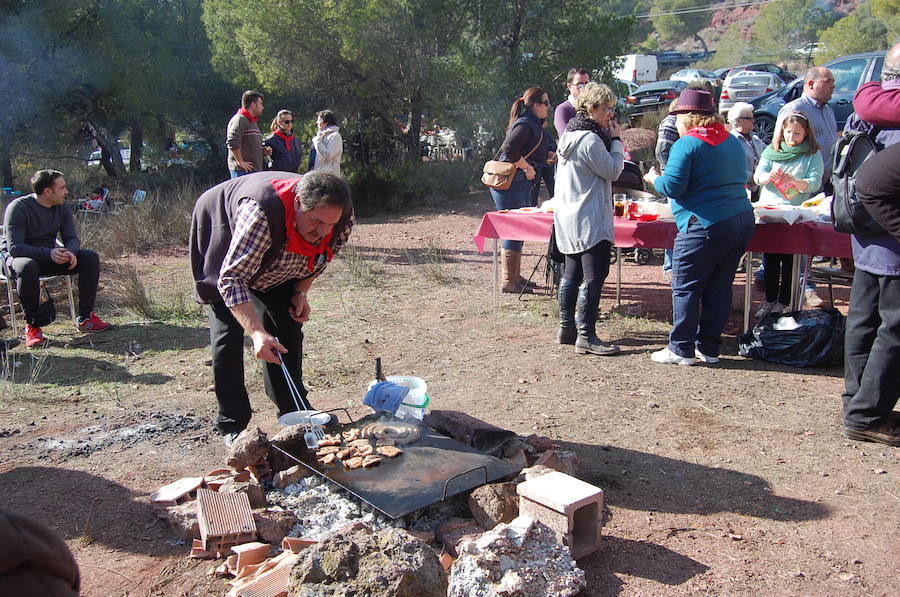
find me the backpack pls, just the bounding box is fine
[831,129,885,236]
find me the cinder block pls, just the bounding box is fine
[516,471,603,559]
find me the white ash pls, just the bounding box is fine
[265,476,400,540]
[448,515,585,597]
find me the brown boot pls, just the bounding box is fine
[501,249,525,293]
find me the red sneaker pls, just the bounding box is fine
[24,324,45,348]
[76,312,111,332]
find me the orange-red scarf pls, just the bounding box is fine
[274,130,295,152]
[685,122,729,146]
[271,178,333,272]
[238,107,258,123]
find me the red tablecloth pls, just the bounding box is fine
[473,211,852,258]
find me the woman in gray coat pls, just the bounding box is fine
[553,83,625,355]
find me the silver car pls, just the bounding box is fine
[719,72,784,113]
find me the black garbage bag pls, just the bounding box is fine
[738,307,844,367]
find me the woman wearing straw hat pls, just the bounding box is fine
[643,88,755,365]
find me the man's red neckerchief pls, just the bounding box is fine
[271,178,333,272]
[238,107,258,123]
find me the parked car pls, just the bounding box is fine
[670,68,721,88]
[656,51,693,67]
[717,63,797,85]
[626,80,689,121]
[87,147,145,169]
[719,72,785,113]
[749,51,886,143]
[614,54,659,84]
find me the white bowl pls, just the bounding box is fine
[278,410,330,427]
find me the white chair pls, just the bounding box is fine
[0,227,77,337]
[76,187,110,214]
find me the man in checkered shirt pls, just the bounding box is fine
[190,170,353,445]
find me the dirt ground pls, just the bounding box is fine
[1,188,897,597]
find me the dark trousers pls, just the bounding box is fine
[669,211,755,358]
[207,281,306,434]
[563,240,611,285]
[763,252,793,305]
[8,250,101,324]
[842,268,900,429]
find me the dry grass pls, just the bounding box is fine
[408,242,462,286]
[105,264,201,321]
[77,179,199,259]
[336,242,384,288]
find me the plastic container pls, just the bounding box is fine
[385,375,430,420]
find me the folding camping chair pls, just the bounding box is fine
[0,227,77,338]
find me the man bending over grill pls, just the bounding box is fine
[190,170,353,446]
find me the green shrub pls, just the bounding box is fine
[346,160,479,215]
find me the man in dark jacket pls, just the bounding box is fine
[840,43,900,446]
[2,170,111,348]
[190,170,353,444]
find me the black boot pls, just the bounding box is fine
[557,278,578,345]
[575,280,620,355]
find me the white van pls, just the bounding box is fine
[614,54,658,85]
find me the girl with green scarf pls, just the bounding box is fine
[752,113,824,316]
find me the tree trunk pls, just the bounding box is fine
[407,109,422,161]
[0,144,13,189]
[129,124,143,172]
[694,33,709,56]
[86,120,127,177]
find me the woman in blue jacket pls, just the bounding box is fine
[643,89,755,365]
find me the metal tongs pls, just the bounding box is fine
[276,343,323,449]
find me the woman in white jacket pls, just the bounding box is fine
[553,83,625,356]
[312,110,343,175]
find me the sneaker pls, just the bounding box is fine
[804,289,824,308]
[695,349,719,364]
[755,300,784,319]
[24,324,45,349]
[650,348,696,366]
[76,312,111,332]
[222,431,241,447]
[842,423,900,447]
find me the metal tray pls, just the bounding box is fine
[271,412,517,519]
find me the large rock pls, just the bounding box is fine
[436,518,484,557]
[253,508,298,544]
[448,516,585,597]
[227,426,269,470]
[287,523,447,597]
[532,450,579,477]
[164,500,199,541]
[218,478,267,508]
[423,410,516,456]
[468,483,518,530]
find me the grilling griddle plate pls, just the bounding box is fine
[272,414,517,519]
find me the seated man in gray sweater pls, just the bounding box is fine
[2,170,110,348]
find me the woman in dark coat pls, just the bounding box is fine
[490,87,552,293]
[263,109,303,173]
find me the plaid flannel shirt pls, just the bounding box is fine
[217,198,352,307]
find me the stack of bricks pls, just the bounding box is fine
[193,488,258,558]
[516,471,604,560]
